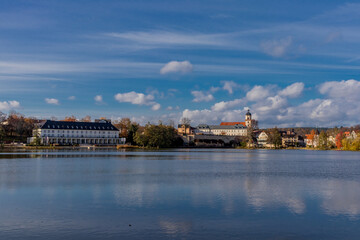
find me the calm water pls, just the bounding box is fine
[0,149,360,239]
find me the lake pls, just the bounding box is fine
[0,149,359,239]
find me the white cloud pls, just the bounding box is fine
[278,82,304,98]
[94,95,103,103]
[105,31,231,47]
[166,106,173,111]
[319,79,360,100]
[222,81,239,94]
[160,61,193,75]
[274,80,360,126]
[68,96,76,100]
[209,86,220,93]
[114,91,160,111]
[114,91,154,105]
[151,103,161,111]
[255,95,288,113]
[309,99,341,121]
[182,108,248,125]
[182,79,360,127]
[246,85,272,101]
[191,91,214,102]
[211,98,246,112]
[0,100,20,111]
[261,36,293,57]
[45,98,59,105]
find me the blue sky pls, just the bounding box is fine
[1,0,360,127]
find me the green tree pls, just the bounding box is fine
[0,125,5,143]
[134,123,183,148]
[318,131,328,150]
[127,123,139,145]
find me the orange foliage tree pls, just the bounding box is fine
[335,132,344,149]
[62,116,77,122]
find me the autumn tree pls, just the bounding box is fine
[335,132,344,149]
[268,128,282,148]
[114,118,131,138]
[80,116,91,122]
[113,118,139,144]
[63,116,77,122]
[308,129,316,144]
[3,112,35,140]
[246,126,256,147]
[30,126,41,146]
[353,133,360,151]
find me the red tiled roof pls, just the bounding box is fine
[220,122,246,126]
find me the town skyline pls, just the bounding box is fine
[1,1,360,128]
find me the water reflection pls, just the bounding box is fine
[159,220,192,235]
[320,180,360,218]
[0,149,360,239]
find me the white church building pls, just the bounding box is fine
[195,110,258,136]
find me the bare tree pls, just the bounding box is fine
[0,111,6,123]
[180,117,191,126]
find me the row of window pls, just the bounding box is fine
[46,125,115,130]
[41,130,116,134]
[42,135,119,138]
[198,129,245,132]
[42,133,117,137]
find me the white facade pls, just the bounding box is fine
[196,125,247,136]
[195,110,258,137]
[28,120,125,145]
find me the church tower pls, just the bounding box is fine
[245,109,252,127]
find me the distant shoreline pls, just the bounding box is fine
[0,145,359,152]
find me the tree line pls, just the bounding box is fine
[0,112,183,148]
[0,111,36,143]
